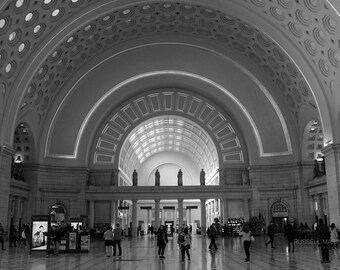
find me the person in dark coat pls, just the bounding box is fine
[265,220,276,248]
[208,218,219,250]
[285,218,296,252]
[316,219,330,263]
[51,225,62,255]
[155,225,168,259]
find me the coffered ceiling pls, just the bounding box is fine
[0,0,339,167]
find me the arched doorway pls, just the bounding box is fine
[271,201,289,233]
[50,203,67,225]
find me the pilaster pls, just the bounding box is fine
[323,144,340,226]
[0,146,15,229]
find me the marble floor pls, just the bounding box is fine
[0,234,340,270]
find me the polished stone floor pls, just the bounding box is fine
[1,234,340,270]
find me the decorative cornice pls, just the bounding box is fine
[85,185,252,200]
[305,175,327,189]
[257,185,298,192]
[10,179,31,192]
[39,188,81,194]
[322,143,340,156]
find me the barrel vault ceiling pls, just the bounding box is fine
[0,0,339,168]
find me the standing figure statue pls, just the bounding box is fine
[132,169,138,186]
[200,169,205,185]
[155,169,160,186]
[111,170,116,185]
[219,168,227,185]
[321,156,326,176]
[242,170,249,185]
[313,159,321,178]
[88,170,95,185]
[177,169,183,186]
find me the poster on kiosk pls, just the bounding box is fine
[30,215,50,255]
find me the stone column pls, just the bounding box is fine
[155,199,160,229]
[316,194,322,221]
[147,209,150,226]
[178,199,184,230]
[88,200,95,229]
[323,144,340,226]
[186,208,190,225]
[13,196,21,228]
[222,199,228,226]
[125,202,130,230]
[310,195,316,224]
[131,200,138,237]
[319,194,325,222]
[201,199,206,236]
[111,200,117,228]
[0,146,15,230]
[173,208,177,227]
[161,208,164,225]
[243,198,250,222]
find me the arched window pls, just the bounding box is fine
[271,201,288,218]
[50,204,66,224]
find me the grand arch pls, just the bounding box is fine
[90,89,248,172]
[2,0,340,238]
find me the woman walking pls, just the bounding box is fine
[179,227,191,261]
[155,225,168,259]
[330,223,339,249]
[241,224,253,262]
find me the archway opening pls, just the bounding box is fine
[119,115,219,185]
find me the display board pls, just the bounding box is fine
[30,215,50,254]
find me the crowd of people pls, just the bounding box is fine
[2,217,340,265]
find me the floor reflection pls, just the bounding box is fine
[0,234,339,270]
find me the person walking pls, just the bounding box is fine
[330,223,339,249]
[285,218,296,252]
[9,225,18,247]
[265,220,275,248]
[316,218,330,263]
[103,226,113,257]
[240,224,253,262]
[155,225,168,259]
[179,227,191,261]
[19,225,26,248]
[113,223,123,257]
[0,222,5,250]
[51,225,62,255]
[208,218,219,250]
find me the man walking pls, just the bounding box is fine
[0,222,5,250]
[316,219,331,263]
[208,218,219,250]
[113,223,123,257]
[265,220,275,248]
